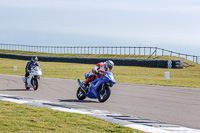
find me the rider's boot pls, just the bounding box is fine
[25,77,27,84]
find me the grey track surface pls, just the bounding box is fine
[1,74,200,130]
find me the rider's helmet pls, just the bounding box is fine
[31,56,38,63]
[105,60,114,71]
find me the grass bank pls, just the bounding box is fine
[0,100,141,133]
[0,49,191,60]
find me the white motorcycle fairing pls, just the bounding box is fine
[22,66,42,90]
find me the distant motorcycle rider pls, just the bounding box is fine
[81,60,114,90]
[24,56,40,83]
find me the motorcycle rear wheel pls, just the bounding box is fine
[98,85,111,102]
[76,87,86,100]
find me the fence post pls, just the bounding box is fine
[67,47,69,54]
[193,56,195,63]
[77,46,79,54]
[139,47,140,55]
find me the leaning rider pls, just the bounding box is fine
[24,56,40,83]
[81,60,114,90]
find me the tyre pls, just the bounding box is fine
[25,83,30,90]
[76,87,86,100]
[33,78,38,90]
[98,85,111,102]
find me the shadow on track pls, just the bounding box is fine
[0,89,33,91]
[59,99,98,103]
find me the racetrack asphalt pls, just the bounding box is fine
[0,74,200,130]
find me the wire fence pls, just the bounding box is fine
[0,43,199,64]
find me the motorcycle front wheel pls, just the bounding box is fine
[33,78,38,90]
[98,85,111,102]
[76,87,86,100]
[25,83,30,90]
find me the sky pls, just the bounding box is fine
[0,0,200,56]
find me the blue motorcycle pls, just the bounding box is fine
[77,72,116,102]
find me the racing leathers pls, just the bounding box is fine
[84,62,111,86]
[25,61,40,81]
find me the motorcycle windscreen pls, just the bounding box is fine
[108,72,116,83]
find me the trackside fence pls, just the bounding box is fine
[0,44,199,64]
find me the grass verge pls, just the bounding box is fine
[1,49,200,88]
[0,100,142,133]
[0,56,200,88]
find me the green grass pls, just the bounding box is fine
[0,56,200,88]
[0,100,141,133]
[1,49,200,88]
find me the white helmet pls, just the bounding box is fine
[105,60,114,71]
